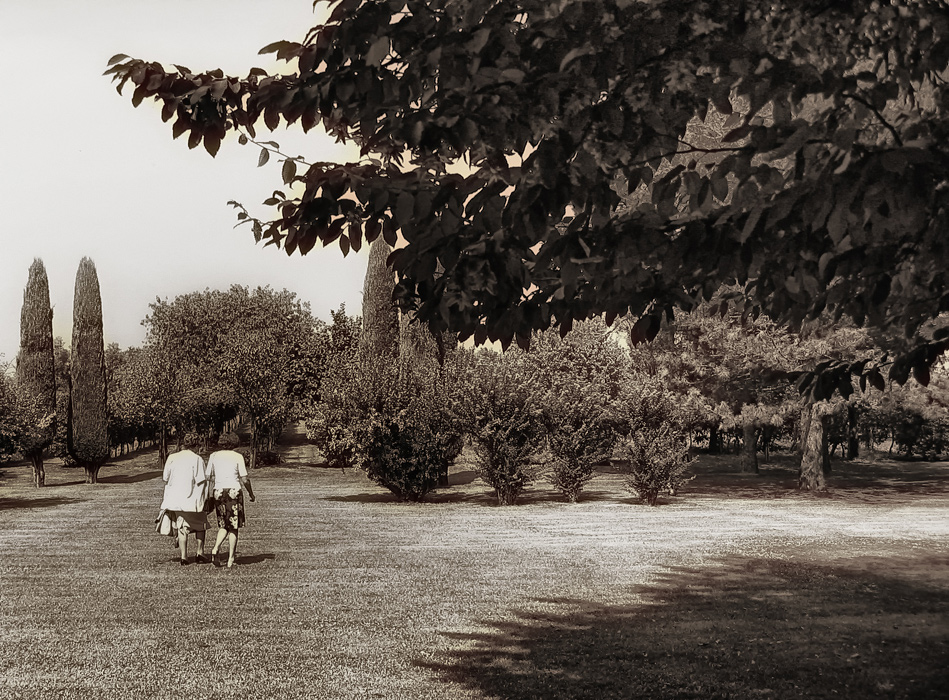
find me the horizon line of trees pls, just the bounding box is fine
[3,249,947,503]
[1,258,339,485]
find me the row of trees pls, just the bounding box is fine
[4,242,944,503]
[1,258,108,485]
[112,284,329,468]
[303,241,947,506]
[2,257,336,486]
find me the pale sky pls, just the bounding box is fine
[0,0,368,364]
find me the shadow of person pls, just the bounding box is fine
[234,553,276,566]
[417,554,949,699]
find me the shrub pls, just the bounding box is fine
[255,450,282,467]
[351,359,463,501]
[615,379,694,505]
[616,423,693,505]
[861,377,949,459]
[456,349,546,505]
[547,412,619,502]
[234,447,282,466]
[308,352,462,499]
[529,322,627,502]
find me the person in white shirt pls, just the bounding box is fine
[159,448,210,565]
[206,448,256,568]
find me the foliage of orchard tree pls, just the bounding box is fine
[143,287,245,461]
[305,305,362,468]
[859,368,949,459]
[109,1,949,392]
[0,365,56,473]
[624,295,801,473]
[527,319,627,502]
[456,348,546,505]
[16,259,57,487]
[0,368,16,461]
[145,285,323,467]
[106,345,171,455]
[68,257,109,484]
[0,367,27,462]
[219,286,321,465]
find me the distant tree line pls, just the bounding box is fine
[1,259,334,485]
[3,247,946,501]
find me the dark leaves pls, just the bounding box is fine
[629,314,661,346]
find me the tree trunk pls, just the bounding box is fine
[761,425,772,463]
[249,415,258,469]
[29,452,46,488]
[708,426,721,454]
[740,424,759,473]
[83,463,100,484]
[437,464,449,488]
[799,403,827,491]
[846,404,860,460]
[821,413,832,475]
[158,426,169,467]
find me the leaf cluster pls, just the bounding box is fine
[108,0,949,377]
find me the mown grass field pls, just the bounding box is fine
[1,428,947,699]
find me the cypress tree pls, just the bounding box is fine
[359,239,399,363]
[69,257,109,484]
[16,259,57,488]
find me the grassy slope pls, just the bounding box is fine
[0,432,947,700]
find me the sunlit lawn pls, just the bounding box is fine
[1,430,947,699]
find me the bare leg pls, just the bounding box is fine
[177,529,189,562]
[226,532,238,568]
[211,528,227,565]
[195,531,206,560]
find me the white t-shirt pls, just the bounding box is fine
[207,450,248,492]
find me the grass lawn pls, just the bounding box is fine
[1,427,948,699]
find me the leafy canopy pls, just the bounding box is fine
[107,0,949,383]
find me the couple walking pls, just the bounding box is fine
[159,445,256,568]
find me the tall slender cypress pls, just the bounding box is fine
[359,239,399,363]
[69,257,109,484]
[17,259,56,488]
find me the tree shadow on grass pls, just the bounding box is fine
[447,469,479,486]
[100,470,162,484]
[0,496,81,511]
[419,555,949,700]
[323,492,405,504]
[683,453,949,502]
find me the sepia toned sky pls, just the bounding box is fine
[0,0,367,364]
